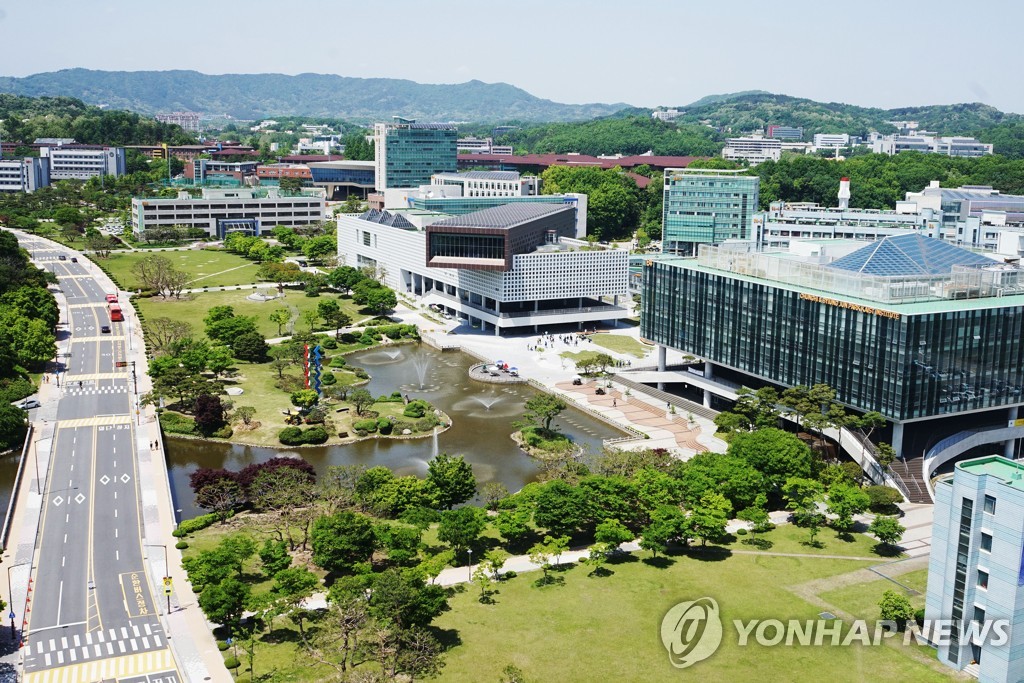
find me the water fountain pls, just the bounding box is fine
[432,426,439,458]
[413,357,431,390]
[475,396,502,411]
[384,349,401,360]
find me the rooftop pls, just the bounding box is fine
[431,203,571,230]
[829,234,995,276]
[956,456,1024,491]
[435,171,520,182]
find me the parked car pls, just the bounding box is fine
[100,325,111,334]
[17,399,41,410]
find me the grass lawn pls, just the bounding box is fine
[588,333,652,358]
[432,553,953,683]
[135,289,366,340]
[819,568,929,623]
[100,249,261,290]
[720,523,896,559]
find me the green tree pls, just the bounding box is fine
[300,309,319,333]
[437,506,487,558]
[825,482,871,532]
[233,405,256,427]
[594,518,633,548]
[878,589,915,630]
[784,477,826,544]
[258,539,292,577]
[368,568,449,629]
[0,405,28,453]
[271,567,320,636]
[876,442,897,471]
[522,393,567,432]
[868,516,906,549]
[727,428,812,495]
[310,510,377,573]
[532,480,587,536]
[229,331,269,362]
[349,387,374,415]
[375,523,423,565]
[689,491,732,546]
[269,308,291,336]
[426,453,477,509]
[197,576,251,631]
[290,389,319,411]
[495,508,532,547]
[206,345,234,377]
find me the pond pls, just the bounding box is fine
[166,344,626,519]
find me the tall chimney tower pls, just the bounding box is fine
[838,176,851,210]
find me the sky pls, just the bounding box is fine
[1,0,1022,113]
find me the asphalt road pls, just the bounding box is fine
[15,238,174,682]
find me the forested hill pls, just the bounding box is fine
[0,94,195,146]
[672,92,1022,137]
[0,70,630,122]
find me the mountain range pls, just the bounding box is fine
[0,69,629,122]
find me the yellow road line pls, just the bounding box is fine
[69,336,126,343]
[66,303,108,309]
[24,648,176,683]
[55,416,131,429]
[61,373,130,381]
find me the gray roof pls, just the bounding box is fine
[828,234,995,276]
[431,203,571,229]
[358,208,415,229]
[435,171,520,182]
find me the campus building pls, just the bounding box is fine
[258,161,376,199]
[155,112,201,132]
[766,125,803,140]
[927,455,1024,681]
[337,203,629,335]
[42,146,125,180]
[0,157,50,193]
[662,168,760,255]
[639,234,1024,468]
[374,118,457,190]
[430,171,538,198]
[871,134,994,158]
[131,187,326,238]
[186,159,258,185]
[721,136,782,165]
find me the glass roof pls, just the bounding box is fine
[828,234,994,276]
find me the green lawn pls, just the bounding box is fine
[135,289,365,340]
[432,553,953,683]
[100,248,261,290]
[819,568,929,622]
[721,523,896,559]
[588,333,653,359]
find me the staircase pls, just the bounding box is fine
[887,457,932,503]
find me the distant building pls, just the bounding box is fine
[662,168,760,255]
[429,171,538,198]
[766,125,803,140]
[41,146,125,181]
[457,138,511,156]
[257,160,375,200]
[457,152,701,174]
[131,187,326,238]
[0,157,49,193]
[906,181,1024,246]
[374,118,457,191]
[872,133,993,158]
[721,136,782,165]
[492,125,520,138]
[927,455,1024,681]
[652,109,683,122]
[186,159,258,185]
[812,133,851,148]
[155,112,201,133]
[338,203,628,335]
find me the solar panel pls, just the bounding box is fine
[829,234,994,276]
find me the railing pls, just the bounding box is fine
[525,378,645,439]
[1,425,33,550]
[610,374,718,421]
[925,430,980,461]
[424,289,625,319]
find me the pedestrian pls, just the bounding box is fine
[612,399,617,407]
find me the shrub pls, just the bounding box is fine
[403,401,427,418]
[175,541,189,550]
[321,372,337,386]
[211,425,233,439]
[414,415,440,432]
[358,333,376,346]
[353,368,369,379]
[377,418,393,435]
[159,412,197,435]
[223,656,240,670]
[340,332,359,343]
[503,570,517,579]
[321,338,338,349]
[306,407,327,424]
[866,485,903,513]
[172,511,228,537]
[303,426,329,444]
[278,426,305,445]
[354,419,378,434]
[736,528,748,536]
[217,641,229,652]
[329,356,347,368]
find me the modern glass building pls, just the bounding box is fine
[641,234,1024,455]
[374,119,457,190]
[662,168,760,255]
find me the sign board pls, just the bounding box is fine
[163,577,173,595]
[1011,418,1024,428]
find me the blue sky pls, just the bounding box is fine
[1,0,1020,113]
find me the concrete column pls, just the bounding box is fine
[892,422,905,460]
[1006,406,1020,459]
[704,361,714,380]
[703,389,712,409]
[613,294,619,306]
[494,322,501,337]
[658,345,667,372]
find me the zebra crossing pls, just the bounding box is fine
[28,623,166,668]
[24,649,176,683]
[66,385,128,396]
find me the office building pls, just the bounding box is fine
[662,168,760,255]
[337,203,628,335]
[131,187,326,238]
[652,109,684,122]
[721,136,782,165]
[927,455,1024,681]
[373,118,457,191]
[186,160,258,185]
[430,171,538,198]
[812,133,852,148]
[456,137,512,155]
[767,125,804,140]
[872,134,993,158]
[405,193,586,238]
[42,146,125,181]
[155,112,201,132]
[640,234,1024,467]
[0,157,50,193]
[257,160,375,199]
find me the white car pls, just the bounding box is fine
[17,399,41,410]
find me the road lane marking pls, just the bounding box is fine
[56,582,63,624]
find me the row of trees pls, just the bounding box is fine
[540,165,661,241]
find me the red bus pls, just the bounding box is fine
[108,303,123,322]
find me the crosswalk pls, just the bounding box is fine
[66,385,128,396]
[55,415,132,429]
[28,623,166,669]
[24,648,176,683]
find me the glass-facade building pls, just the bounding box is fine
[641,236,1024,425]
[374,121,457,190]
[662,168,760,255]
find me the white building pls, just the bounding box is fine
[812,133,851,148]
[652,109,683,122]
[155,112,201,133]
[131,187,326,238]
[42,146,126,180]
[0,157,49,193]
[721,136,782,165]
[430,171,538,198]
[872,133,993,158]
[337,203,629,335]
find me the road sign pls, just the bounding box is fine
[163,577,172,595]
[8,612,13,620]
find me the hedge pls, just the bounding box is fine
[353,419,378,434]
[172,511,231,537]
[160,412,197,435]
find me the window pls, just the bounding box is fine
[974,606,986,623]
[980,533,993,553]
[977,570,989,590]
[363,231,372,247]
[984,495,996,515]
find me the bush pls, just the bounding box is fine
[503,570,517,579]
[403,399,430,418]
[321,372,337,385]
[736,528,748,536]
[0,378,35,404]
[866,485,903,513]
[320,338,338,349]
[340,332,359,343]
[175,541,189,550]
[278,426,305,445]
[354,419,378,434]
[377,418,393,435]
[159,412,197,435]
[223,656,240,670]
[414,415,440,432]
[353,368,369,379]
[303,426,329,444]
[329,355,347,368]
[358,334,376,346]
[211,425,233,439]
[306,407,327,424]
[172,511,228,537]
[217,641,229,651]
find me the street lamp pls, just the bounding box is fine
[7,562,28,640]
[467,548,473,583]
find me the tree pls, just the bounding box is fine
[193,393,226,436]
[479,481,509,510]
[639,518,673,558]
[527,539,554,582]
[0,405,28,453]
[689,491,732,546]
[436,506,487,558]
[269,307,291,336]
[594,519,633,548]
[248,465,319,550]
[206,345,234,377]
[375,524,423,565]
[290,389,319,411]
[353,282,397,315]
[233,405,256,427]
[584,542,612,577]
[300,309,320,332]
[231,330,269,362]
[272,567,320,636]
[368,568,449,629]
[426,453,477,509]
[302,235,338,263]
[349,387,374,415]
[727,428,812,495]
[317,298,351,337]
[258,538,292,577]
[737,493,773,536]
[495,508,532,547]
[783,477,825,544]
[878,590,915,630]
[195,476,245,520]
[868,516,906,549]
[532,480,587,536]
[876,442,897,471]
[198,576,251,632]
[826,482,871,532]
[310,511,377,573]
[678,451,764,514]
[522,394,567,432]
